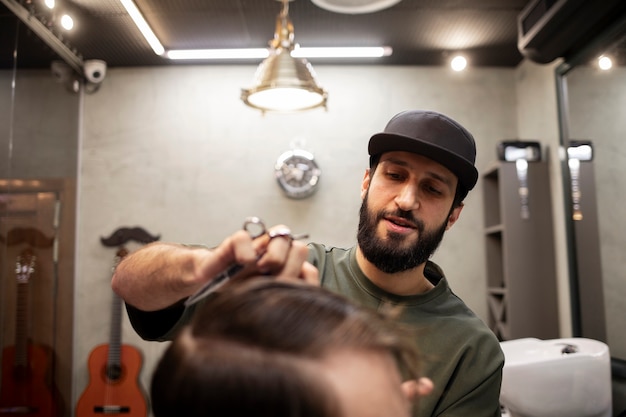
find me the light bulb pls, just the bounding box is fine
[60,14,74,30]
[598,56,612,70]
[451,55,467,72]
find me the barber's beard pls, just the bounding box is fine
[357,192,448,274]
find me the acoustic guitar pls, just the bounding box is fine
[76,247,148,417]
[0,249,59,416]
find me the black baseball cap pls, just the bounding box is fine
[368,110,478,193]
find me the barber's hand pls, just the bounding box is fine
[193,224,318,289]
[265,239,319,286]
[254,225,318,285]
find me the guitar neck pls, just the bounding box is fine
[106,293,123,368]
[14,251,36,369]
[14,281,29,368]
[106,248,128,369]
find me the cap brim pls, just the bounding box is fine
[369,133,478,191]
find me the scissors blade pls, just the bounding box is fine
[184,262,245,307]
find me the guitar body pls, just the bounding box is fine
[0,344,58,417]
[76,343,147,417]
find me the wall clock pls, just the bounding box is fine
[274,149,321,199]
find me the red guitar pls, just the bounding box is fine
[0,249,59,416]
[76,247,148,417]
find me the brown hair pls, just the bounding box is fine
[151,278,422,417]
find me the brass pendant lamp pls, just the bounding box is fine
[241,0,328,113]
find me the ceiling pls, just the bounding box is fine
[2,0,626,72]
[1,0,535,70]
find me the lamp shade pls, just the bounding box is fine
[241,48,328,113]
[241,0,328,113]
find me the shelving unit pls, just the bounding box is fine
[482,160,559,341]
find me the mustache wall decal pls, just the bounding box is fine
[100,227,160,247]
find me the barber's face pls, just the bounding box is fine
[357,151,462,273]
[320,349,415,417]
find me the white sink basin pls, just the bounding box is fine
[500,337,612,417]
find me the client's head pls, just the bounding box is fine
[151,278,427,417]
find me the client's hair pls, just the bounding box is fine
[151,278,421,417]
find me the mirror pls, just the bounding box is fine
[0,5,80,415]
[555,9,626,372]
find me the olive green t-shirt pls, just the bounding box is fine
[126,243,504,417]
[307,243,503,417]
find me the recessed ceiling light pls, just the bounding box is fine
[311,0,402,14]
[598,55,612,70]
[451,55,467,72]
[60,14,74,30]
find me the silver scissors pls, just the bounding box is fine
[184,216,309,307]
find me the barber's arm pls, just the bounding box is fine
[111,227,317,312]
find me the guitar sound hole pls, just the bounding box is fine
[12,365,31,381]
[106,364,122,381]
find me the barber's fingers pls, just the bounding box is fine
[401,378,434,401]
[417,377,434,397]
[253,226,319,284]
[299,261,320,285]
[274,242,319,285]
[255,224,296,272]
[195,229,256,283]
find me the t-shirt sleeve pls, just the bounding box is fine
[125,300,194,341]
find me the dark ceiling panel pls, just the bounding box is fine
[2,0,534,69]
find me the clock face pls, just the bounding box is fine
[275,150,321,199]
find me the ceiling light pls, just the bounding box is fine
[119,0,390,65]
[291,46,392,58]
[167,49,270,60]
[598,55,612,70]
[450,55,467,72]
[241,0,328,113]
[60,14,73,30]
[166,46,392,60]
[119,0,164,56]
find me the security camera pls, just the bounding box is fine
[84,59,107,84]
[51,60,73,84]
